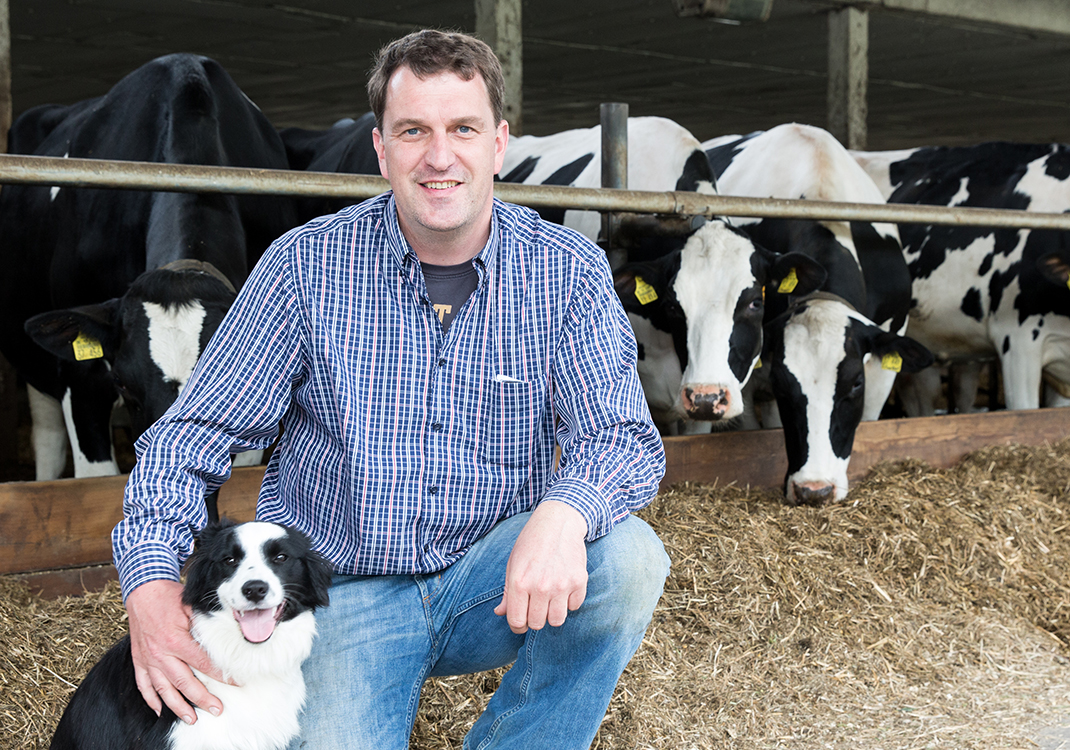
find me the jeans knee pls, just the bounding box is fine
[587,516,670,626]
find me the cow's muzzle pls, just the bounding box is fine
[786,479,836,507]
[681,385,731,421]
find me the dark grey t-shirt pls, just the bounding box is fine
[421,260,480,332]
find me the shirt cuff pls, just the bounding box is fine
[539,476,615,541]
[115,541,183,603]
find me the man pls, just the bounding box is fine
[113,29,669,749]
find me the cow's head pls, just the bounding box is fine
[763,297,933,506]
[614,220,825,429]
[24,261,237,438]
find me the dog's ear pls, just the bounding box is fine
[181,519,237,609]
[304,549,333,611]
[195,517,237,551]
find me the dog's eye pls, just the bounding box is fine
[222,556,238,567]
[272,553,288,564]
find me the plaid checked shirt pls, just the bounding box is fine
[113,194,665,599]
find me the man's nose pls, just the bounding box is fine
[425,130,455,171]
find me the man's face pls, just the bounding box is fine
[373,66,508,255]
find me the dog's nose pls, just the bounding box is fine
[241,580,270,603]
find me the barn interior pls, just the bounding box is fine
[7,0,1070,150]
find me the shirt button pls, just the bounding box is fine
[438,358,446,367]
[432,422,443,432]
[429,486,439,495]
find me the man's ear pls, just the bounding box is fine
[494,118,509,175]
[372,126,389,180]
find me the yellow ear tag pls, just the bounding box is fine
[754,357,762,369]
[777,267,799,294]
[1065,276,1070,291]
[634,276,659,305]
[881,352,903,372]
[72,332,104,361]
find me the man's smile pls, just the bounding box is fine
[423,180,461,190]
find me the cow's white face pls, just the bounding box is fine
[143,300,206,394]
[770,300,861,505]
[768,298,932,505]
[674,222,766,422]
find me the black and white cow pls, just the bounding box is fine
[279,112,379,223]
[0,53,298,479]
[698,123,929,502]
[613,221,827,432]
[499,116,717,253]
[853,142,1070,415]
[762,294,931,504]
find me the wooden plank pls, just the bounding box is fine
[0,466,263,575]
[475,0,523,134]
[827,5,868,150]
[13,564,118,599]
[661,408,1070,491]
[5,408,1070,588]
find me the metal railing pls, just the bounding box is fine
[0,152,1069,231]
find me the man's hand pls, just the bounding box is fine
[125,579,226,724]
[494,500,589,634]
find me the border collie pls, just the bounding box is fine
[51,520,333,750]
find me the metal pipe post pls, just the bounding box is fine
[600,102,629,268]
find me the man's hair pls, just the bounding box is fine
[367,29,505,131]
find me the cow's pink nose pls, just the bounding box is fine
[787,480,836,507]
[681,385,731,420]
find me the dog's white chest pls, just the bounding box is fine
[169,671,306,750]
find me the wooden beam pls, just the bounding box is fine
[475,0,523,135]
[827,5,868,150]
[844,0,1070,38]
[661,407,1070,490]
[0,466,262,575]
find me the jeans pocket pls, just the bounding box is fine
[479,378,538,467]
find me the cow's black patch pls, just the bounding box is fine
[1033,328,1040,340]
[703,132,760,179]
[1045,144,1070,181]
[892,143,1039,282]
[675,149,717,193]
[960,287,984,321]
[1003,336,1011,355]
[530,153,595,225]
[500,155,540,184]
[851,221,912,332]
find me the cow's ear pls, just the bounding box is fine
[867,330,934,374]
[769,252,826,297]
[1037,252,1070,289]
[23,299,121,363]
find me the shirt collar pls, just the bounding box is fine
[383,193,503,277]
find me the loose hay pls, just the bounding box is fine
[5,441,1070,749]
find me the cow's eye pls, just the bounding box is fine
[748,298,763,313]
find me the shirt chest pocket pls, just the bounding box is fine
[479,377,540,468]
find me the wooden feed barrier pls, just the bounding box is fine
[3,408,1068,598]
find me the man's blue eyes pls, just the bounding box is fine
[403,126,473,136]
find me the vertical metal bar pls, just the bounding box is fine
[828,6,868,150]
[600,102,628,268]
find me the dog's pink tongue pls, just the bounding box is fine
[235,608,277,643]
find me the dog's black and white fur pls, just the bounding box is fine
[51,520,333,750]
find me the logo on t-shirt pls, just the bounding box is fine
[433,303,452,323]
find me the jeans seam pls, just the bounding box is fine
[473,628,538,750]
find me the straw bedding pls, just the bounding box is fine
[4,440,1070,749]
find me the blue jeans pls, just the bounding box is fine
[288,512,669,749]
